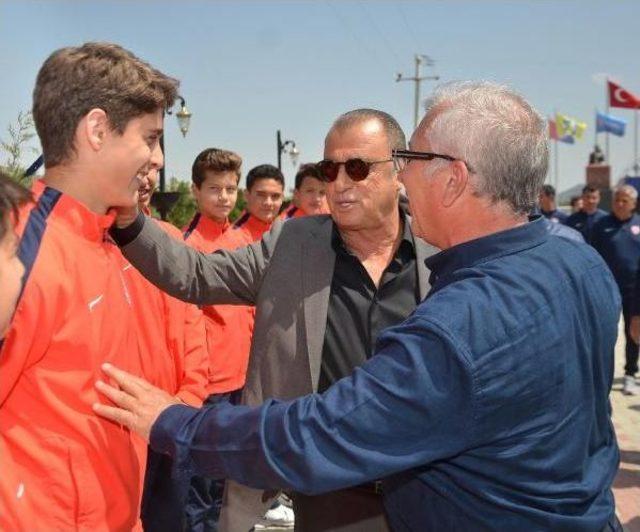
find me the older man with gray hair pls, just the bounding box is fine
[592,183,640,395]
[96,82,621,531]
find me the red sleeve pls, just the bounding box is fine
[0,275,54,406]
[175,302,209,406]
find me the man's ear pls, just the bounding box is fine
[83,108,109,152]
[442,160,469,207]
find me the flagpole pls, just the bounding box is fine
[594,107,598,149]
[554,139,559,190]
[635,110,639,173]
[605,78,610,162]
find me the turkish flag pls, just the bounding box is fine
[609,81,640,109]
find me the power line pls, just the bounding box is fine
[358,2,403,68]
[323,1,386,68]
[396,2,422,54]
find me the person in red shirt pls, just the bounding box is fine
[185,164,284,529]
[0,42,178,531]
[0,173,31,340]
[280,163,329,220]
[208,164,284,394]
[183,148,241,249]
[124,166,209,530]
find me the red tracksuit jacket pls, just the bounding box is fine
[0,181,146,530]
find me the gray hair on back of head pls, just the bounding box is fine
[421,81,549,215]
[614,183,638,201]
[330,108,406,152]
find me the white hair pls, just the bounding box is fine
[421,81,549,214]
[614,184,638,201]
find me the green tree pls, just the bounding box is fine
[0,111,38,184]
[166,177,197,229]
[229,188,246,222]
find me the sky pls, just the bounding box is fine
[1,0,639,194]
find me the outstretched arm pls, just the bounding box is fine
[94,316,475,495]
[111,213,282,306]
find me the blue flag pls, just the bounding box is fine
[596,111,627,136]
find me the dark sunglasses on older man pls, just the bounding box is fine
[316,149,464,182]
[315,158,393,183]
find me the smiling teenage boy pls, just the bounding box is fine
[183,148,241,250]
[183,164,284,529]
[0,42,178,530]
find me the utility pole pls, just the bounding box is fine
[396,54,440,129]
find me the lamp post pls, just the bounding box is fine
[153,95,192,220]
[276,130,299,171]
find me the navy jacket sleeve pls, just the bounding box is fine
[634,262,640,316]
[150,316,476,495]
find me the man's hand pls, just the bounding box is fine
[630,315,640,344]
[113,204,140,228]
[93,363,180,441]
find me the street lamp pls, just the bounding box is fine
[175,97,192,138]
[152,95,192,220]
[277,130,299,170]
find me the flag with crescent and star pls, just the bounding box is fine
[608,81,640,109]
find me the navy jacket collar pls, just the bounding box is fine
[425,217,548,280]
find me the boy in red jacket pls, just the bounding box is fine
[183,148,241,249]
[0,43,178,531]
[129,166,209,530]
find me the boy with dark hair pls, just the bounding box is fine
[0,42,178,530]
[566,185,608,243]
[209,164,284,405]
[537,184,567,224]
[281,163,329,220]
[184,164,285,529]
[183,147,242,250]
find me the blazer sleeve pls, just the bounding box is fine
[118,214,284,307]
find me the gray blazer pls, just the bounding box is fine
[120,213,437,531]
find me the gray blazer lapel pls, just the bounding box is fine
[409,218,439,300]
[301,218,336,391]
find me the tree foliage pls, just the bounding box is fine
[165,177,197,229]
[0,111,38,184]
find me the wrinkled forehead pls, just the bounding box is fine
[324,119,388,157]
[615,190,636,201]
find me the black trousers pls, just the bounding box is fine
[622,298,639,376]
[183,389,243,532]
[292,487,390,532]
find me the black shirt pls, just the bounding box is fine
[318,215,420,393]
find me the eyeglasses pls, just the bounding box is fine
[392,149,475,173]
[315,158,393,182]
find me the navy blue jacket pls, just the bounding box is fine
[541,208,568,224]
[634,263,640,315]
[565,209,608,243]
[151,218,620,531]
[591,213,640,300]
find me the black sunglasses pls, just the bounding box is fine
[316,158,393,183]
[392,149,475,173]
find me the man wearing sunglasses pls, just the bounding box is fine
[108,108,435,531]
[101,82,620,531]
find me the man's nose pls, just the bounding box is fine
[333,165,354,191]
[150,141,164,170]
